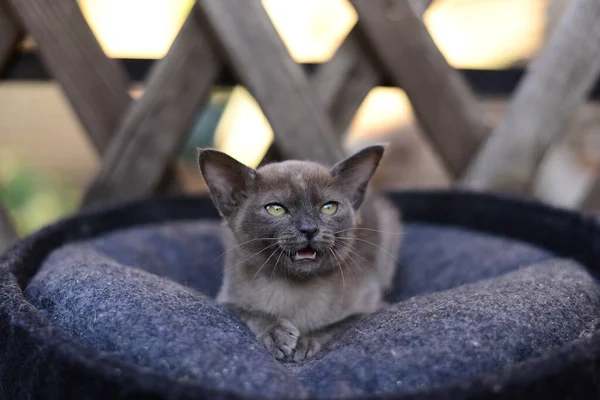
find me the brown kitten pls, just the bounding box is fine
[198,146,402,361]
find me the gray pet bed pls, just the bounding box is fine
[2,191,600,399]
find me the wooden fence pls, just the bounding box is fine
[1,0,600,252]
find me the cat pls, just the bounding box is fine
[198,145,402,361]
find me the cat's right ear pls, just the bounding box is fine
[198,149,257,218]
[330,145,385,209]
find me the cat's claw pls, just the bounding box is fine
[261,319,299,360]
[293,336,321,361]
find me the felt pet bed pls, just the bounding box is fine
[2,190,600,400]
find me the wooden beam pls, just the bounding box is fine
[7,0,185,204]
[0,203,16,253]
[350,0,489,178]
[7,0,131,153]
[0,1,21,72]
[312,0,434,135]
[262,0,434,160]
[311,27,380,136]
[195,0,345,165]
[10,58,599,101]
[82,10,221,207]
[463,0,600,193]
[408,0,434,15]
[260,27,381,165]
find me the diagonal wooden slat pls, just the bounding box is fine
[263,0,435,161]
[81,9,221,207]
[87,0,435,199]
[311,0,435,136]
[0,203,16,253]
[463,0,600,194]
[350,0,489,178]
[6,0,184,202]
[7,0,131,153]
[0,1,22,72]
[311,27,380,136]
[260,27,381,165]
[408,0,435,15]
[195,0,345,165]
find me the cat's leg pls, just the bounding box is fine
[257,318,299,360]
[293,315,362,362]
[224,303,299,360]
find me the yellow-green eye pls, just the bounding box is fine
[320,202,338,215]
[265,203,287,216]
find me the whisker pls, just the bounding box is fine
[333,247,355,284]
[336,237,399,262]
[329,249,345,301]
[343,251,365,275]
[335,242,367,273]
[270,249,284,284]
[336,241,374,272]
[285,251,294,288]
[333,227,406,236]
[259,250,284,307]
[213,237,279,263]
[220,242,279,275]
[283,252,289,284]
[251,248,280,283]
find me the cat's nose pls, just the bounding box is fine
[298,222,318,239]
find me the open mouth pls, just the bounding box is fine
[292,247,317,262]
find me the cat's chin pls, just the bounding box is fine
[283,249,323,279]
[285,262,322,280]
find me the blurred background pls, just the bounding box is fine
[2,0,598,236]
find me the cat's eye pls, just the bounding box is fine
[320,202,338,215]
[265,203,287,216]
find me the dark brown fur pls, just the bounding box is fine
[198,146,402,361]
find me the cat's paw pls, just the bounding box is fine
[260,319,299,360]
[293,336,322,361]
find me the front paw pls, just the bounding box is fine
[260,319,299,360]
[293,336,322,361]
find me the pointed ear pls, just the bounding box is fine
[330,145,385,209]
[198,149,257,217]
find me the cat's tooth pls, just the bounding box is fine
[293,251,317,261]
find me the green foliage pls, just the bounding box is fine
[0,160,77,236]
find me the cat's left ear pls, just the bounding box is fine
[330,145,385,209]
[198,149,257,218]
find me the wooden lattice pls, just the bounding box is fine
[1,0,600,252]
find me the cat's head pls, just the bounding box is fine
[198,146,384,280]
